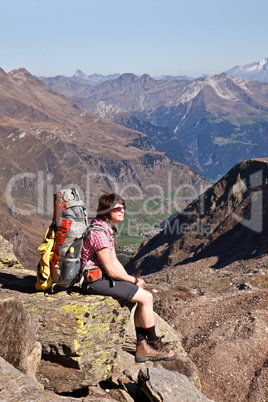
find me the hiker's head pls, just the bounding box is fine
[97,193,126,221]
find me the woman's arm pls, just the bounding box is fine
[96,247,145,287]
[111,247,145,287]
[111,247,129,273]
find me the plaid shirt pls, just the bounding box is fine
[81,218,115,268]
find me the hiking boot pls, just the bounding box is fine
[135,340,169,363]
[148,336,177,361]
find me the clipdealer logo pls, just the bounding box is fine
[5,169,263,235]
[4,170,208,218]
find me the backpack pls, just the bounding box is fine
[50,188,89,288]
[36,188,111,291]
[36,188,88,291]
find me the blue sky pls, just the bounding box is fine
[1,0,268,78]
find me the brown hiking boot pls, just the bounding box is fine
[148,336,177,361]
[135,340,169,362]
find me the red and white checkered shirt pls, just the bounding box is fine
[81,217,115,268]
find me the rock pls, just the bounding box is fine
[0,263,136,393]
[0,299,41,380]
[0,245,205,399]
[0,356,66,401]
[30,293,135,393]
[0,234,23,269]
[138,366,213,402]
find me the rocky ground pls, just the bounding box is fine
[144,253,268,402]
[0,224,267,401]
[0,235,211,402]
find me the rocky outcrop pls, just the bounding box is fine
[0,234,23,269]
[0,237,208,401]
[139,366,213,402]
[0,271,135,393]
[0,299,41,381]
[127,159,268,276]
[0,356,66,402]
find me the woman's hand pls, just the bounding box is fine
[136,278,145,288]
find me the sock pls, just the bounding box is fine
[135,327,146,344]
[143,325,158,342]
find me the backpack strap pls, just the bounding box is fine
[83,224,113,242]
[79,224,114,287]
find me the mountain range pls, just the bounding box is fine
[47,57,268,84]
[40,71,268,180]
[0,67,208,267]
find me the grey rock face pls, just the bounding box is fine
[139,366,213,402]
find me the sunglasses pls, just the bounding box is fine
[111,206,126,213]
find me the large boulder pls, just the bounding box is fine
[34,292,134,393]
[0,259,205,399]
[0,299,41,380]
[0,276,135,393]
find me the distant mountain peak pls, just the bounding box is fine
[119,73,138,79]
[173,73,250,105]
[117,73,139,84]
[9,67,30,76]
[140,73,156,83]
[8,68,37,83]
[73,69,89,80]
[226,57,268,82]
[242,58,268,72]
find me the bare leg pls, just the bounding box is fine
[132,288,177,362]
[131,287,155,328]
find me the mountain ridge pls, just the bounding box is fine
[39,71,268,180]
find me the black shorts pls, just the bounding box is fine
[82,276,139,302]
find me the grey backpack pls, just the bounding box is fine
[50,188,89,288]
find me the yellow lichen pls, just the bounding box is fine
[0,297,14,303]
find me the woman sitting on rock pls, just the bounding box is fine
[81,193,177,363]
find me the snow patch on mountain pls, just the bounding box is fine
[226,58,268,82]
[174,74,251,105]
